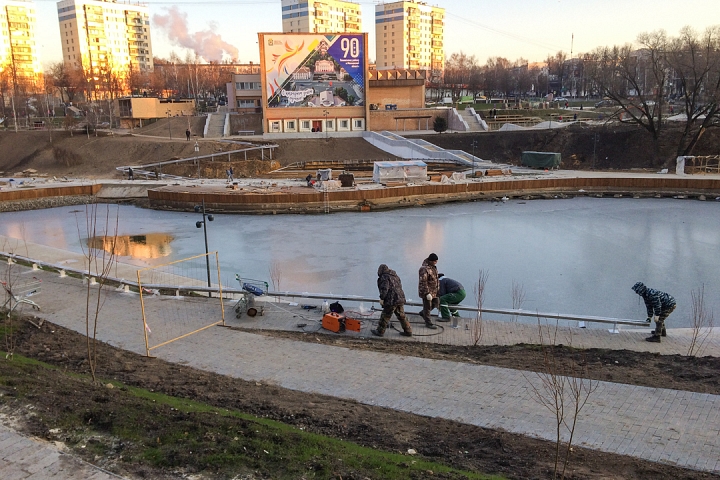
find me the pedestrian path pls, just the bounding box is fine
[0,423,122,479]
[2,261,720,475]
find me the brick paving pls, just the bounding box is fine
[1,249,720,477]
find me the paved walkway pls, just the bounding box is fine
[1,255,720,477]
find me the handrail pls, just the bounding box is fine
[1,251,648,329]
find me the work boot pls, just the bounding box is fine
[370,328,383,337]
[438,317,451,322]
[400,331,412,337]
[661,328,667,337]
[425,323,437,330]
[645,335,661,343]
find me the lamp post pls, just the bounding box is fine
[471,139,478,178]
[322,109,329,141]
[194,139,200,178]
[166,109,172,139]
[194,199,214,297]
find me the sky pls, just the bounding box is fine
[32,0,720,67]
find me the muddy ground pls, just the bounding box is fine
[3,121,719,181]
[2,317,718,480]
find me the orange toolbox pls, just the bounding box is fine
[322,312,361,333]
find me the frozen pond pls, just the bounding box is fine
[1,197,718,328]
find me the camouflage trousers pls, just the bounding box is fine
[653,304,676,336]
[377,304,412,335]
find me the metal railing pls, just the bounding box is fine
[1,251,648,332]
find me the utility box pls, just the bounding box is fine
[338,173,355,187]
[521,151,561,169]
[373,160,427,184]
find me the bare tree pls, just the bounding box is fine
[470,269,489,346]
[269,260,282,292]
[510,280,526,322]
[75,204,119,383]
[526,320,599,480]
[688,284,715,357]
[666,25,720,157]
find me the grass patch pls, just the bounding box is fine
[0,354,504,479]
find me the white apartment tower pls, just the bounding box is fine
[0,0,42,89]
[56,0,153,75]
[375,0,444,72]
[281,0,361,33]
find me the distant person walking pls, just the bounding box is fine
[372,264,412,337]
[418,253,440,329]
[437,275,466,321]
[127,167,134,181]
[632,282,676,343]
[226,167,234,182]
[186,128,191,141]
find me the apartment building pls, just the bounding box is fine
[281,0,361,33]
[56,0,153,75]
[375,0,444,73]
[0,0,42,89]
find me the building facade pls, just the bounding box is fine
[281,0,361,33]
[374,0,444,74]
[0,0,42,90]
[225,64,263,113]
[56,0,153,76]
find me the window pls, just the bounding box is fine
[286,121,295,130]
[270,121,281,132]
[353,119,364,129]
[340,120,349,128]
[326,120,334,129]
[236,100,255,108]
[302,120,310,129]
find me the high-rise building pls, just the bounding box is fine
[374,0,444,73]
[281,0,361,33]
[56,0,153,76]
[0,0,43,90]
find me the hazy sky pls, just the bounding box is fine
[34,0,719,67]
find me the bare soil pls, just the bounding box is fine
[3,121,719,182]
[2,317,718,480]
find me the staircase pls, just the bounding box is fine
[205,113,226,138]
[459,108,487,132]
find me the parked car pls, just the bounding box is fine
[595,99,614,108]
[554,96,569,104]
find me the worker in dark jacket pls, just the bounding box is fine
[438,275,466,321]
[418,253,440,329]
[373,264,412,337]
[632,282,676,342]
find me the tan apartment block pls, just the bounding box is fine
[225,64,263,113]
[281,0,361,33]
[0,0,42,90]
[375,0,444,74]
[56,0,153,76]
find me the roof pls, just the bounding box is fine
[374,160,427,168]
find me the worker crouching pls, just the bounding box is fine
[372,264,412,337]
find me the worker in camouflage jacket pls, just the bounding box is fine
[632,282,676,343]
[372,264,412,337]
[418,253,440,329]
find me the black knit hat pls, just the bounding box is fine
[428,253,439,261]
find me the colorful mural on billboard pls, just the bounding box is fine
[262,33,365,108]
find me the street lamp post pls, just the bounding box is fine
[166,109,172,139]
[194,140,200,178]
[322,109,329,142]
[471,139,478,177]
[194,199,214,297]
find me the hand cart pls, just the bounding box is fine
[1,277,42,316]
[233,274,269,318]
